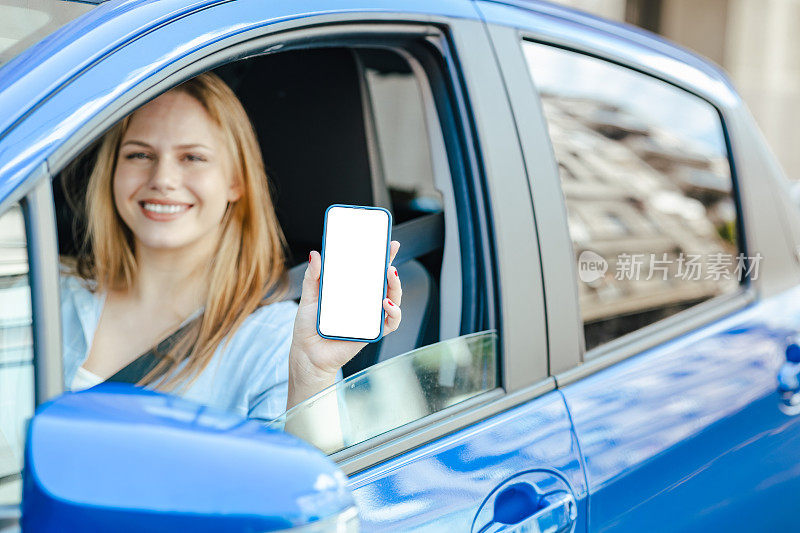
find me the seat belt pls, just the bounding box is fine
[105,320,197,385]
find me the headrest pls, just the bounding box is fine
[217,47,386,265]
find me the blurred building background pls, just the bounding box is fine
[553,0,800,182]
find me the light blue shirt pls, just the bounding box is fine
[60,273,299,421]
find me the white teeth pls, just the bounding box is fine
[142,202,188,214]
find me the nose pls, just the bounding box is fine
[148,157,179,193]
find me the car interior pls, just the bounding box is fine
[52,46,447,380]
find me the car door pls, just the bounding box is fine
[0,1,588,531]
[480,1,800,531]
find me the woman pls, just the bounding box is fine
[60,71,402,420]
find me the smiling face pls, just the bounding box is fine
[113,90,241,257]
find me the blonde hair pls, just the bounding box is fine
[78,72,289,390]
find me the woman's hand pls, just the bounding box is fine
[286,241,402,409]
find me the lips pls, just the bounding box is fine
[138,200,193,221]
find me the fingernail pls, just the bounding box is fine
[387,299,394,307]
[308,252,312,263]
[393,268,399,277]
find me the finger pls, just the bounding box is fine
[383,298,402,333]
[299,250,321,305]
[388,240,400,265]
[386,265,402,307]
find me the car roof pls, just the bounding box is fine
[0,0,736,151]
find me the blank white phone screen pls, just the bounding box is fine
[318,206,390,340]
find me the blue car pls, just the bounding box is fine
[2,0,800,531]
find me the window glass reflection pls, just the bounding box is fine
[270,331,497,455]
[523,42,739,351]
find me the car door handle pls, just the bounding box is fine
[472,479,577,533]
[778,338,800,414]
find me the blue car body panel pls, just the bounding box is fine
[348,390,587,531]
[559,289,800,531]
[22,383,354,531]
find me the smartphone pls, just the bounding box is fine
[316,204,392,342]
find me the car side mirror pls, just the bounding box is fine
[21,383,357,532]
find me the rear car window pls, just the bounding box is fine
[522,41,744,352]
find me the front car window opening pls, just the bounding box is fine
[51,40,489,450]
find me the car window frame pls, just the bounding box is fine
[522,38,748,351]
[0,9,548,475]
[484,21,756,386]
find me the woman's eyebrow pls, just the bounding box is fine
[120,140,211,150]
[120,140,152,148]
[174,143,211,150]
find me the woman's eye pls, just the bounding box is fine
[184,154,207,162]
[125,152,152,160]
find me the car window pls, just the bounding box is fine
[0,201,34,506]
[522,41,741,352]
[270,330,497,454]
